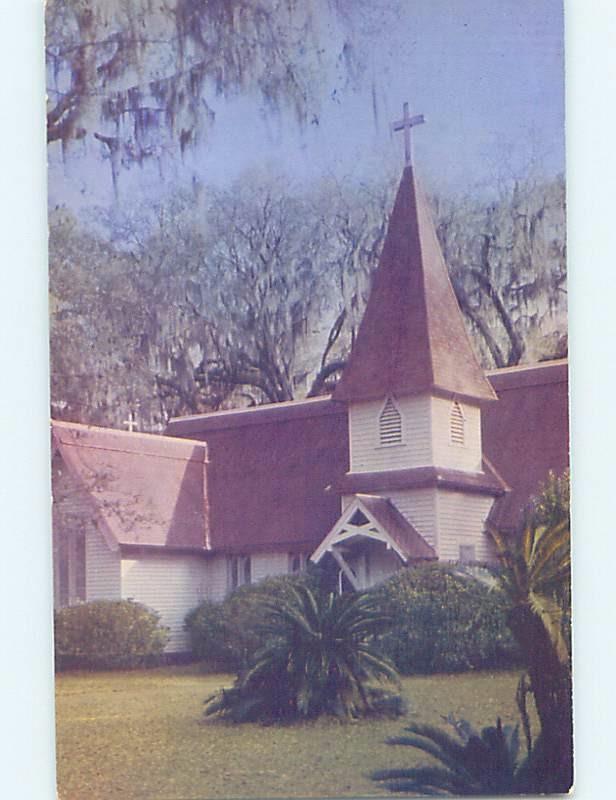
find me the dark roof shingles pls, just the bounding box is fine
[333,166,495,403]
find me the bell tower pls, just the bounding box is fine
[312,106,507,584]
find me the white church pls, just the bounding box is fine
[52,123,569,652]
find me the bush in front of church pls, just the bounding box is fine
[185,571,323,670]
[204,584,405,722]
[54,600,169,670]
[372,563,519,674]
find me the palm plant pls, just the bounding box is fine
[204,584,404,722]
[372,716,528,796]
[487,516,572,792]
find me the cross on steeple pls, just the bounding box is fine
[123,410,139,433]
[392,102,425,166]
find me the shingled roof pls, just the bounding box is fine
[333,166,496,404]
[482,359,569,531]
[167,397,349,554]
[52,421,210,551]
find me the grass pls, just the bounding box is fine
[55,665,529,800]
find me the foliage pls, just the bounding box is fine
[54,599,169,670]
[524,468,570,529]
[487,512,572,792]
[204,585,404,722]
[372,563,519,675]
[49,172,567,430]
[185,571,322,670]
[436,175,567,367]
[484,470,572,792]
[46,0,386,192]
[372,716,531,796]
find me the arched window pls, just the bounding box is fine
[450,401,465,446]
[379,397,402,445]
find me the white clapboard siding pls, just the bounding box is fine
[86,524,121,601]
[384,488,439,550]
[431,397,482,472]
[349,395,432,472]
[435,490,496,563]
[121,554,209,652]
[251,552,291,583]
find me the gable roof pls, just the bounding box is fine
[333,166,496,404]
[311,493,436,564]
[52,421,210,551]
[482,359,569,531]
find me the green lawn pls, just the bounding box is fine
[55,666,527,800]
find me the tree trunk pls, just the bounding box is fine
[507,605,573,792]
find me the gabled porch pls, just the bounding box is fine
[310,493,436,591]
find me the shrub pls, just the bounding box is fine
[204,585,405,722]
[372,716,530,795]
[54,600,169,670]
[185,570,322,670]
[372,563,519,674]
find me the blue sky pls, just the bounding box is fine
[48,0,565,211]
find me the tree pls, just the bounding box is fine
[46,0,387,196]
[486,527,572,791]
[435,176,567,368]
[487,471,572,793]
[204,584,403,722]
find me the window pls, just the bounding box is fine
[459,544,476,564]
[289,553,308,574]
[379,397,402,445]
[56,529,86,607]
[450,401,465,446]
[228,555,251,591]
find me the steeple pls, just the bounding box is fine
[333,164,497,404]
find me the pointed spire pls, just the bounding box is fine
[334,166,496,404]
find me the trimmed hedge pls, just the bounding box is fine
[186,564,519,675]
[372,564,520,674]
[54,600,169,670]
[185,572,320,670]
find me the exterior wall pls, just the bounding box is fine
[386,488,439,550]
[431,397,482,472]
[86,525,121,601]
[435,490,496,563]
[348,395,432,472]
[120,554,209,652]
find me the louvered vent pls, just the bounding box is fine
[379,398,402,445]
[450,401,465,445]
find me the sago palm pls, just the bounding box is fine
[205,584,404,722]
[372,716,527,796]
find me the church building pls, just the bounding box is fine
[51,119,569,652]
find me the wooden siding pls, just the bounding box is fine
[436,490,496,563]
[431,397,482,472]
[121,554,209,652]
[383,488,438,550]
[349,395,432,472]
[86,524,121,601]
